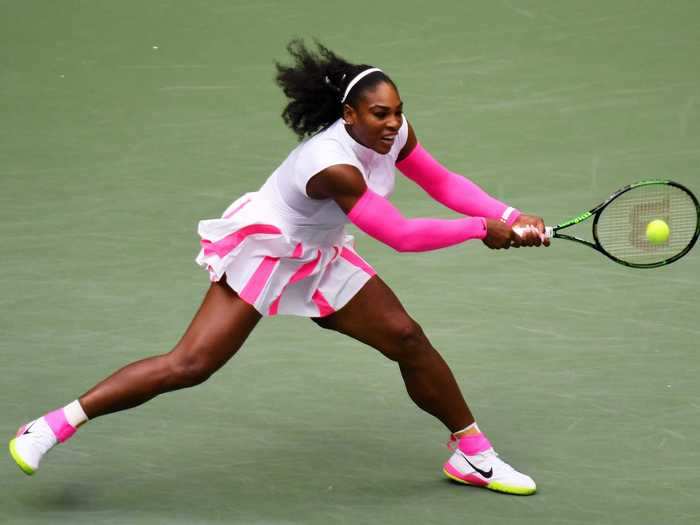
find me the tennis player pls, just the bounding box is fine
[10,41,547,496]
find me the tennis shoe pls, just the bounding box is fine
[9,410,76,475]
[442,433,536,495]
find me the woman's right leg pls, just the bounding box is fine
[10,279,261,474]
[81,279,262,418]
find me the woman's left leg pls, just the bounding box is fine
[312,275,473,433]
[312,275,537,495]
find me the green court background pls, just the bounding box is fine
[1,1,699,523]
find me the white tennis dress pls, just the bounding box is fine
[195,117,409,317]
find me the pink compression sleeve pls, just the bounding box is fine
[396,143,521,226]
[348,188,487,253]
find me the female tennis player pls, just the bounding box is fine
[10,41,547,496]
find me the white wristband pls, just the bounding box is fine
[500,206,515,224]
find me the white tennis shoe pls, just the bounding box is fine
[442,433,536,495]
[9,409,77,475]
[9,417,59,475]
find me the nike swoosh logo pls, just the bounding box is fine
[458,451,493,479]
[23,422,36,435]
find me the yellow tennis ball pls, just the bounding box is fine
[646,219,670,245]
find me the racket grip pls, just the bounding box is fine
[512,225,553,241]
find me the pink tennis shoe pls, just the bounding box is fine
[9,409,76,475]
[443,433,537,495]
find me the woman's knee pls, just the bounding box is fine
[384,318,429,362]
[165,347,216,389]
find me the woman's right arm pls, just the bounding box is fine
[306,165,516,252]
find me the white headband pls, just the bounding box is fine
[340,68,383,103]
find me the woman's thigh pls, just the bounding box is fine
[169,278,263,369]
[312,275,425,359]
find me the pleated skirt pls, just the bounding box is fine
[195,192,376,317]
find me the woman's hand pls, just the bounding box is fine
[483,214,550,249]
[483,219,517,249]
[511,214,550,247]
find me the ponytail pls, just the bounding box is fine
[275,39,394,140]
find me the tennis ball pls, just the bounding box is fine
[646,219,670,245]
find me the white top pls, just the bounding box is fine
[257,117,409,246]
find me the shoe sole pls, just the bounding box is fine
[8,439,36,475]
[443,467,536,496]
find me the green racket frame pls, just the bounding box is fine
[546,180,700,268]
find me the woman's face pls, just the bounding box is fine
[343,81,403,154]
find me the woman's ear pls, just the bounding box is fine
[342,104,356,125]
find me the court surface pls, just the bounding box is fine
[1,1,699,524]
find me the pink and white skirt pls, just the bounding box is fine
[195,193,376,317]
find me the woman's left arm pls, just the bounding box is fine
[396,122,518,223]
[396,122,547,244]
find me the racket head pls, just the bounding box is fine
[591,180,700,268]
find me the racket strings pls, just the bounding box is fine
[595,184,698,265]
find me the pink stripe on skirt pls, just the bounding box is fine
[268,250,322,316]
[340,247,376,276]
[223,198,251,219]
[239,256,279,305]
[201,224,282,258]
[312,289,335,317]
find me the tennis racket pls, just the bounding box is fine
[515,180,700,268]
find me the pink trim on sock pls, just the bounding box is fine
[201,224,282,258]
[444,462,489,486]
[239,256,279,305]
[44,409,77,443]
[268,250,322,316]
[340,247,376,276]
[312,289,335,317]
[458,433,492,456]
[223,198,251,219]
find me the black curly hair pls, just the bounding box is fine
[275,39,396,140]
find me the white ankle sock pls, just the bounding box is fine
[63,400,88,427]
[454,421,480,435]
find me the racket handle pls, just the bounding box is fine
[512,225,554,241]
